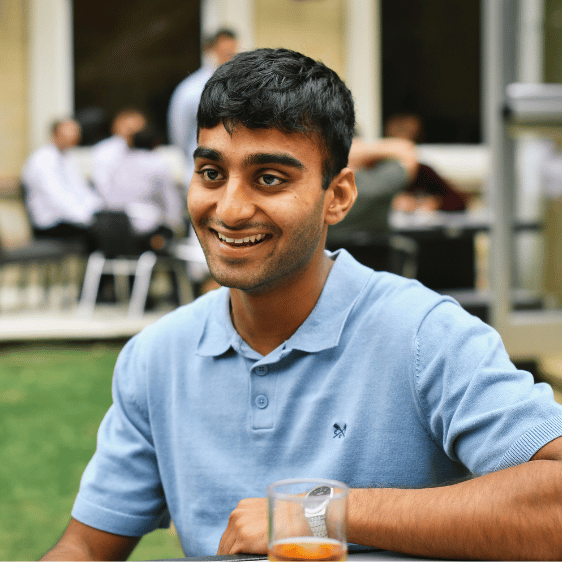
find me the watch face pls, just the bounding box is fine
[308,486,331,497]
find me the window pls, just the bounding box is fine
[381,0,481,143]
[73,0,200,144]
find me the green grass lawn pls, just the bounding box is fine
[0,341,185,561]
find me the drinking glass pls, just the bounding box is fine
[267,478,348,561]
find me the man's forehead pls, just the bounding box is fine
[197,125,325,160]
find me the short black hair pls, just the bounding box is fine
[197,48,355,190]
[132,127,159,150]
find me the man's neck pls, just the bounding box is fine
[229,254,334,356]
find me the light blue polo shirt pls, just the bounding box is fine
[72,249,562,556]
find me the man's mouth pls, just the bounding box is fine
[216,231,269,247]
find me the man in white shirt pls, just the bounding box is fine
[167,28,238,184]
[21,118,103,250]
[91,108,147,195]
[101,126,183,253]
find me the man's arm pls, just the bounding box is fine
[41,518,141,561]
[348,138,418,180]
[218,437,562,560]
[348,436,562,560]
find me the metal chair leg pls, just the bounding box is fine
[78,251,106,316]
[128,251,157,318]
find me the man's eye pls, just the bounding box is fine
[258,174,283,187]
[199,169,222,181]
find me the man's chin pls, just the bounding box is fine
[208,268,273,295]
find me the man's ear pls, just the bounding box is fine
[324,168,357,226]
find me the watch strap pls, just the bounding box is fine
[307,514,328,538]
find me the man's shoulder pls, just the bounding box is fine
[30,143,57,160]
[354,160,409,194]
[361,269,446,316]
[92,135,118,149]
[22,144,57,173]
[129,149,168,169]
[135,288,227,346]
[329,250,448,324]
[92,136,126,157]
[172,66,214,98]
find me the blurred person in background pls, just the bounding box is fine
[100,126,184,253]
[327,135,418,244]
[21,118,102,251]
[167,28,238,184]
[385,113,466,214]
[168,28,238,291]
[91,108,148,195]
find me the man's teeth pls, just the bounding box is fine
[218,232,266,245]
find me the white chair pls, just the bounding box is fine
[78,210,201,318]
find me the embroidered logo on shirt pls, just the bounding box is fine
[333,423,347,438]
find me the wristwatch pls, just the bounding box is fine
[304,485,334,538]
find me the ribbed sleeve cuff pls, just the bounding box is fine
[495,415,562,471]
[71,496,170,537]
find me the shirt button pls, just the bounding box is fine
[255,395,268,409]
[256,366,268,376]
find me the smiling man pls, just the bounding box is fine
[42,49,562,561]
[190,128,334,294]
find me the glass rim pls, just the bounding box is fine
[267,478,349,500]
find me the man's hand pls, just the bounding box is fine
[217,498,269,555]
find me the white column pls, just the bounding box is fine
[514,0,546,291]
[518,0,544,83]
[27,0,74,149]
[344,0,379,141]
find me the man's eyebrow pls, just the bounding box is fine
[244,153,306,170]
[193,146,222,162]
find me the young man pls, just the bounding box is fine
[43,49,562,561]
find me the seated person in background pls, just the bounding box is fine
[21,118,102,251]
[384,112,466,213]
[91,108,147,194]
[327,135,418,244]
[99,126,184,253]
[42,48,562,562]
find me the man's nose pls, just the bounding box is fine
[216,178,255,226]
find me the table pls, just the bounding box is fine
[153,549,436,561]
[389,210,543,322]
[389,209,541,237]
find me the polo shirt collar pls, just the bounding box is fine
[196,288,239,357]
[196,249,373,357]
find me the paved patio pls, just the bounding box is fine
[0,304,173,341]
[0,266,178,341]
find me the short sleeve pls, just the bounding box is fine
[413,300,562,474]
[71,335,170,536]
